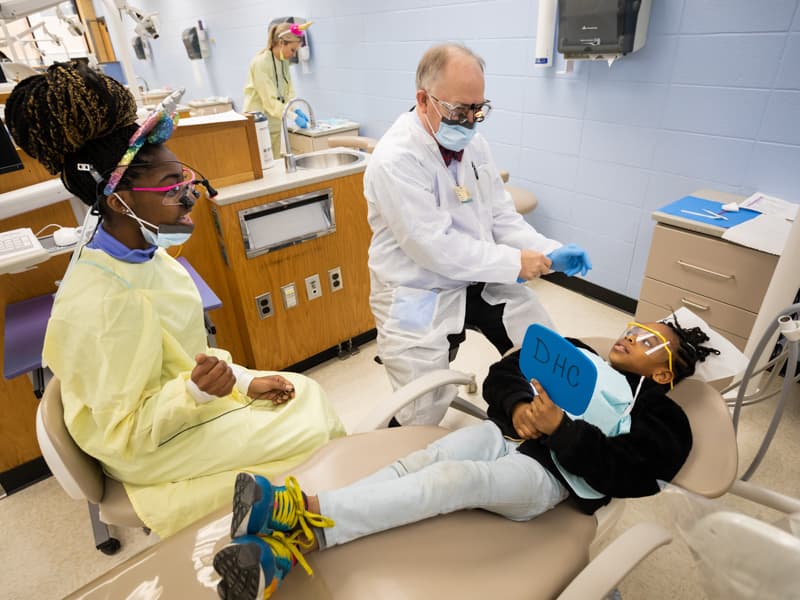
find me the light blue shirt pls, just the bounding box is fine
[86,223,156,263]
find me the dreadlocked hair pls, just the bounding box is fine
[663,312,720,383]
[4,60,157,207]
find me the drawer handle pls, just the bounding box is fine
[676,260,734,280]
[681,298,710,311]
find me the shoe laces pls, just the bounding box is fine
[263,530,316,577]
[274,476,335,549]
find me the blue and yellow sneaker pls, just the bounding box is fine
[214,532,311,600]
[230,473,333,548]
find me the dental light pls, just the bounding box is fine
[113,0,159,39]
[56,5,85,37]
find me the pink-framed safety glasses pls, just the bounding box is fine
[130,166,198,209]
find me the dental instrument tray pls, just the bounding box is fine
[657,196,760,229]
[519,324,597,415]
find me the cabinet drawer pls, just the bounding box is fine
[638,277,756,339]
[644,224,777,312]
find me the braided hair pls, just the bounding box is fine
[663,312,720,383]
[4,61,158,208]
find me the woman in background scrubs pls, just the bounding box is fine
[4,61,345,538]
[243,21,311,157]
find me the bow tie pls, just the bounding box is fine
[439,146,464,166]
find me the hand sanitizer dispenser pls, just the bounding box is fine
[557,0,652,61]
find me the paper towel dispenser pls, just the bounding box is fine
[182,20,209,60]
[557,0,652,60]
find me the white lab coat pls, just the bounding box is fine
[364,111,562,425]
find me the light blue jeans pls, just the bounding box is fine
[317,421,569,548]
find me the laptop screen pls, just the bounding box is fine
[0,119,24,175]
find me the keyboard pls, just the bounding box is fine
[0,227,49,274]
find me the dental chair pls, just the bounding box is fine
[35,378,146,555]
[62,337,742,600]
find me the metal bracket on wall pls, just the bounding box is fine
[337,338,360,360]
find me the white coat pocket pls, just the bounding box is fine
[389,287,439,333]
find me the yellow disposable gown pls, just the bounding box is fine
[43,248,345,537]
[243,49,295,158]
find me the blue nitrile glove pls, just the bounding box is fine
[547,244,592,277]
[294,108,309,129]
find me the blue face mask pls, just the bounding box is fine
[116,195,194,248]
[434,121,476,152]
[424,112,476,152]
[143,224,194,248]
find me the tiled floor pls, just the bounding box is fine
[1,279,798,599]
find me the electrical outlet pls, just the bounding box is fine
[304,274,322,300]
[254,292,273,319]
[281,283,298,309]
[328,266,343,292]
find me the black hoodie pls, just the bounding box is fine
[483,338,693,514]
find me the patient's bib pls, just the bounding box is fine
[551,350,633,499]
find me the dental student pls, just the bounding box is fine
[243,21,312,158]
[5,61,345,538]
[364,43,592,426]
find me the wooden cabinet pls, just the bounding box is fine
[208,171,374,370]
[635,194,780,351]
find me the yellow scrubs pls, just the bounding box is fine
[243,50,295,158]
[43,248,345,537]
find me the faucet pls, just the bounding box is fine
[281,97,316,173]
[136,75,150,93]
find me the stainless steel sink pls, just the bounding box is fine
[295,151,362,170]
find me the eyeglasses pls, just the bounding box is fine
[131,166,200,209]
[622,322,674,388]
[428,92,492,126]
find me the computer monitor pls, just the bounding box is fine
[0,119,24,175]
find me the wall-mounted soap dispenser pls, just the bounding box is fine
[557,0,652,61]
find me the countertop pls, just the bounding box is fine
[287,118,360,138]
[209,147,370,207]
[0,147,369,218]
[651,188,744,238]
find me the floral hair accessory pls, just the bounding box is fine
[103,88,186,197]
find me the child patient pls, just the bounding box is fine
[213,315,718,599]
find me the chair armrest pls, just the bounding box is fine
[556,522,672,600]
[729,479,800,514]
[353,369,474,433]
[327,135,378,153]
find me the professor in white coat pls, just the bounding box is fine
[364,43,592,426]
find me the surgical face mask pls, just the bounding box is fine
[424,111,476,152]
[115,194,194,248]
